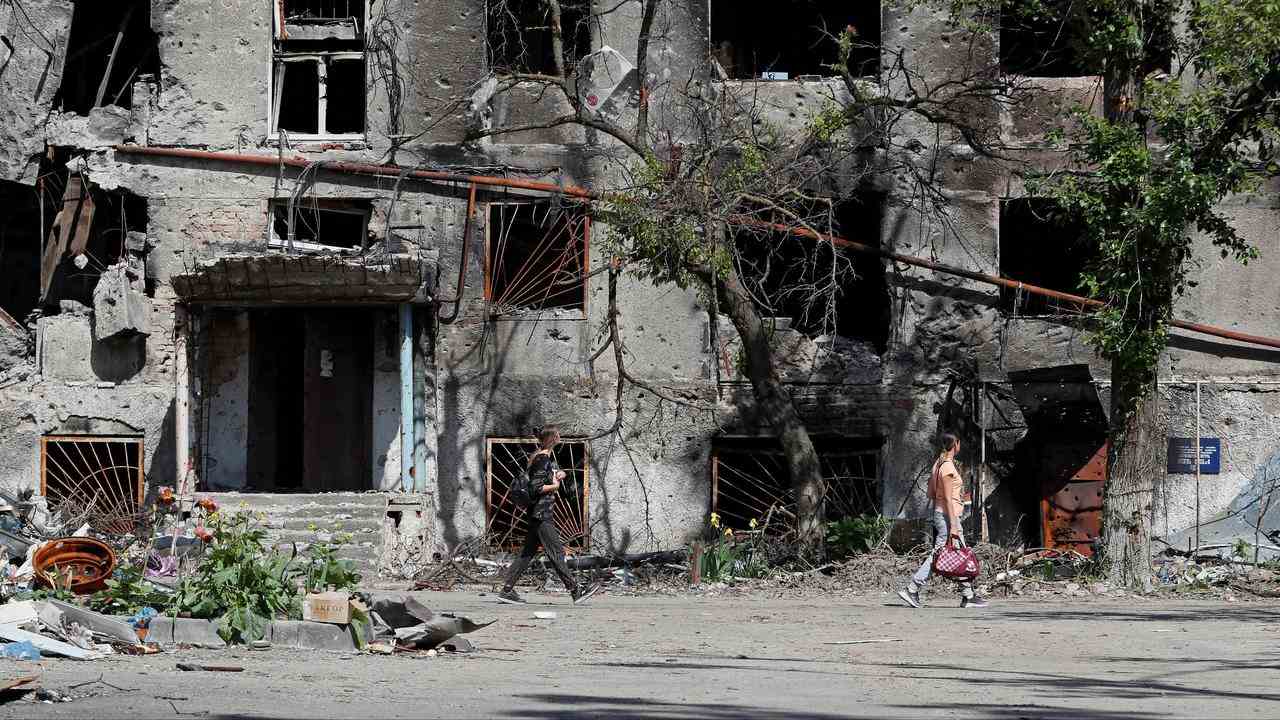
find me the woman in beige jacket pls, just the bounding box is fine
[898,433,987,608]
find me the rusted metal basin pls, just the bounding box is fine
[33,537,117,594]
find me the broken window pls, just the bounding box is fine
[732,194,889,352]
[272,2,366,138]
[0,181,46,323]
[485,438,589,553]
[41,435,144,534]
[711,1,880,80]
[1000,0,1170,77]
[269,199,372,251]
[486,201,588,314]
[54,0,160,114]
[487,0,592,75]
[38,171,147,315]
[999,198,1094,316]
[711,437,881,534]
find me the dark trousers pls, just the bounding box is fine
[503,517,577,592]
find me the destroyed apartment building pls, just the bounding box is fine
[1,1,1278,576]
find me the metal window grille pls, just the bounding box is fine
[40,435,145,534]
[710,447,880,534]
[485,202,589,314]
[485,438,590,554]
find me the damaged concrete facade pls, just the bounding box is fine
[2,1,1279,572]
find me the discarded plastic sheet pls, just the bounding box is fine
[0,624,102,660]
[0,640,40,660]
[360,592,434,629]
[42,600,141,646]
[392,613,495,650]
[531,612,557,620]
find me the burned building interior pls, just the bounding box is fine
[1,0,1278,580]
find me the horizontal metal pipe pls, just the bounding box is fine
[112,145,598,199]
[743,218,1280,351]
[114,144,1280,351]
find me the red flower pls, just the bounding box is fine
[194,526,214,543]
[196,497,218,514]
[157,487,175,506]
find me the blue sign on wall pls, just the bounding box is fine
[1167,437,1221,474]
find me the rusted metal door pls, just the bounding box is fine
[303,311,372,491]
[1040,443,1107,555]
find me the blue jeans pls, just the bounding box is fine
[909,510,974,598]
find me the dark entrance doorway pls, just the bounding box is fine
[246,309,373,491]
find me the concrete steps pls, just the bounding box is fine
[204,492,388,580]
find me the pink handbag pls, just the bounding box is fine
[932,538,980,580]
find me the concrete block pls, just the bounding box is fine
[172,618,226,648]
[93,263,150,341]
[269,620,356,651]
[144,616,174,645]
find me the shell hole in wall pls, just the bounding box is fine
[54,0,160,115]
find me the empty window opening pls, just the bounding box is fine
[1000,1,1171,77]
[485,438,590,554]
[999,198,1093,316]
[711,1,880,80]
[40,177,148,314]
[40,435,144,535]
[0,180,46,323]
[269,199,372,251]
[487,0,592,75]
[273,2,366,137]
[732,194,889,351]
[486,201,588,314]
[272,54,366,137]
[711,437,881,535]
[55,0,160,115]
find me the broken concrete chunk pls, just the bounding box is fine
[93,262,151,341]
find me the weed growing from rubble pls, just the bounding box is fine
[295,529,361,593]
[825,515,892,559]
[172,511,300,644]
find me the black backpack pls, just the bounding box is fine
[509,454,548,508]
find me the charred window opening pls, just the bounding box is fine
[55,0,160,115]
[487,0,592,75]
[485,438,589,554]
[486,201,588,314]
[41,435,144,534]
[711,1,880,80]
[40,174,148,314]
[269,199,372,251]
[733,194,889,352]
[711,436,881,534]
[1000,1,1170,77]
[273,3,366,137]
[999,198,1093,316]
[0,181,46,323]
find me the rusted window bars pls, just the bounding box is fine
[485,202,589,314]
[711,446,879,535]
[40,435,145,535]
[485,438,590,555]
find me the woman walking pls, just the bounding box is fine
[497,426,600,605]
[897,433,988,609]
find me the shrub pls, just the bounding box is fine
[825,514,892,559]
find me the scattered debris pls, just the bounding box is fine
[0,640,41,660]
[33,537,117,594]
[822,638,902,645]
[176,663,244,672]
[531,612,557,620]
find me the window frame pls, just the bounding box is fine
[483,200,591,319]
[267,198,372,252]
[269,1,368,142]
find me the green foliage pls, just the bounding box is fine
[89,564,173,616]
[172,512,300,644]
[825,515,892,559]
[294,529,361,594]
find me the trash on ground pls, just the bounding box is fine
[302,591,353,625]
[822,638,902,645]
[176,663,244,672]
[532,611,557,620]
[0,639,41,660]
[394,613,495,650]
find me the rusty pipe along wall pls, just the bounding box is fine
[114,145,1280,352]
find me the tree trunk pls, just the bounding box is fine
[1101,358,1162,587]
[709,262,826,555]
